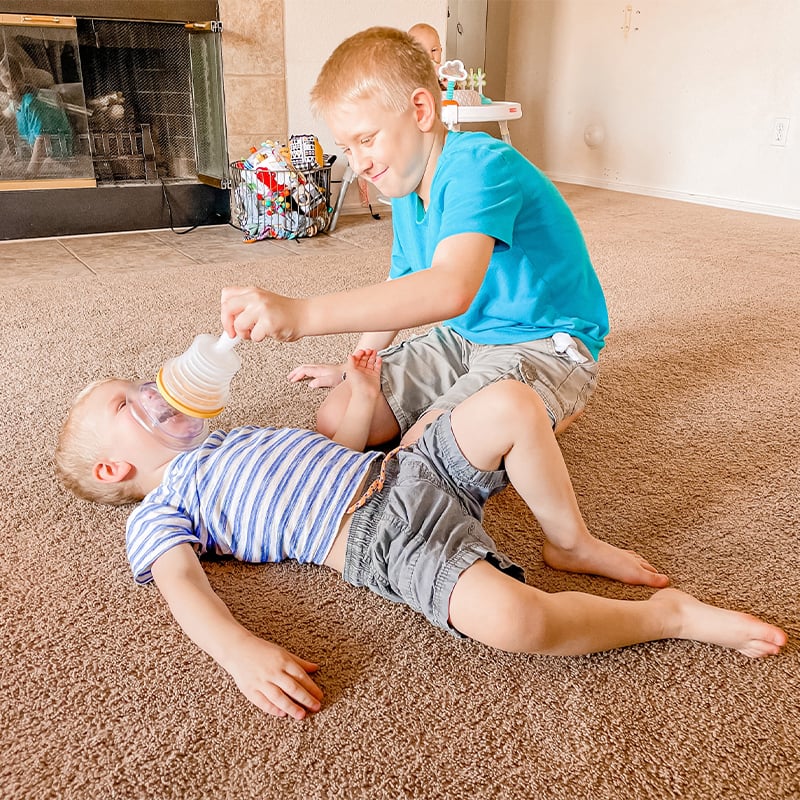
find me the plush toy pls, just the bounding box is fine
[289,134,324,170]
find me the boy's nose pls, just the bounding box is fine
[348,150,369,177]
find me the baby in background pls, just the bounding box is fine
[56,352,787,720]
[408,22,443,66]
[408,22,448,89]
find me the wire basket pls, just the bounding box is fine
[229,160,332,241]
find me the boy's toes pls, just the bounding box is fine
[739,636,785,658]
[627,553,669,586]
[640,561,670,587]
[645,571,671,588]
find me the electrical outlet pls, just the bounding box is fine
[771,117,790,147]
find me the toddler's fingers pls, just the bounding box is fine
[294,657,320,674]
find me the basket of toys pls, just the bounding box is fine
[230,135,332,241]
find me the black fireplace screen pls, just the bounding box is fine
[0,13,226,190]
[78,19,196,184]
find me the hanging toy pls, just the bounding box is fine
[467,67,492,104]
[439,59,468,105]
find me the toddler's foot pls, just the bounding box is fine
[542,537,670,587]
[649,588,787,658]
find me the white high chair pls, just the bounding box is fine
[440,101,523,145]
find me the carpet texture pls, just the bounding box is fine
[2,187,798,800]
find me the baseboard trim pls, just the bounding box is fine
[545,173,800,221]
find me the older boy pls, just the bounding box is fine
[0,54,73,177]
[221,26,608,448]
[55,354,786,721]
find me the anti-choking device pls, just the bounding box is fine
[126,381,209,451]
[156,332,242,419]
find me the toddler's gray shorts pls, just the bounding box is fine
[343,411,525,636]
[379,326,600,436]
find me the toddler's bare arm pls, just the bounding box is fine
[151,543,323,719]
[288,331,397,389]
[331,349,383,450]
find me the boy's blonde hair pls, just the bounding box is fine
[310,26,442,118]
[55,379,143,506]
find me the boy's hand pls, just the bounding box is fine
[221,286,305,342]
[227,634,324,720]
[343,349,382,399]
[288,362,347,389]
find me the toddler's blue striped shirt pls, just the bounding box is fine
[126,426,379,584]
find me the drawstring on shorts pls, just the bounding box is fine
[346,445,404,514]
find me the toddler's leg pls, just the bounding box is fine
[317,382,400,446]
[449,560,786,658]
[449,380,669,587]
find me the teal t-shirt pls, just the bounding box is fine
[389,131,608,358]
[16,91,73,157]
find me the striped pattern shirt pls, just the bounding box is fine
[126,426,380,585]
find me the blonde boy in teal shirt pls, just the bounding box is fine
[221,26,608,447]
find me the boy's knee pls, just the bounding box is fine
[476,379,549,423]
[458,577,551,654]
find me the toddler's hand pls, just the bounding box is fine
[343,348,382,399]
[227,635,323,720]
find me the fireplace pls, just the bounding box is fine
[0,1,229,239]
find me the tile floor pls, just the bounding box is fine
[0,211,391,287]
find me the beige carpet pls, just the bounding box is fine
[2,188,798,800]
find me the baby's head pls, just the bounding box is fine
[56,378,206,506]
[310,26,441,119]
[408,23,443,66]
[56,379,139,505]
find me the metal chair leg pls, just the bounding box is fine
[328,164,356,232]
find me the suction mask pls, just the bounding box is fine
[126,381,209,451]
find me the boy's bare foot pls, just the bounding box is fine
[542,537,670,587]
[649,588,787,658]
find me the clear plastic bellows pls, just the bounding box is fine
[157,333,241,418]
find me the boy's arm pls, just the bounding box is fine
[221,232,495,342]
[150,543,323,720]
[26,136,47,177]
[330,349,382,451]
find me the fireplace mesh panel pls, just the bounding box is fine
[77,19,197,184]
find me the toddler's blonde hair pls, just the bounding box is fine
[310,26,442,117]
[55,379,143,506]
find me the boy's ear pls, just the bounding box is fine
[410,87,438,132]
[93,460,133,484]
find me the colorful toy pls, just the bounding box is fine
[467,67,492,104]
[289,134,324,170]
[438,60,490,107]
[439,59,468,105]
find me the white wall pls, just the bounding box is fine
[506,0,800,218]
[284,0,448,188]
[284,1,800,219]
